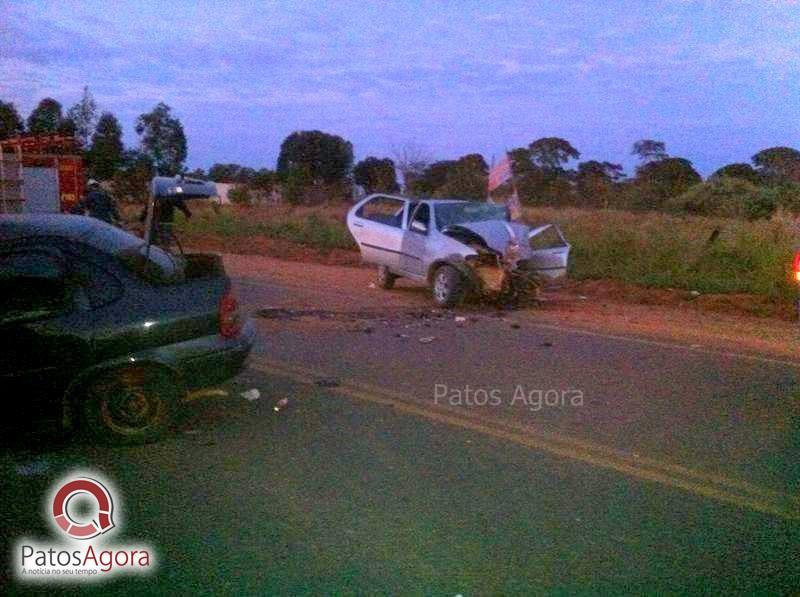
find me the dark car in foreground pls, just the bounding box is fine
[0,214,254,444]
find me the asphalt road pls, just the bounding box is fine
[2,271,799,594]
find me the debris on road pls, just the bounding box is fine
[454,316,467,326]
[257,307,298,320]
[185,388,229,402]
[368,282,376,289]
[541,340,553,347]
[510,323,521,329]
[273,398,289,412]
[16,460,50,477]
[241,388,261,402]
[419,336,436,343]
[315,378,341,388]
[395,333,410,339]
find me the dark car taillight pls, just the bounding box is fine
[219,291,242,338]
[793,250,800,284]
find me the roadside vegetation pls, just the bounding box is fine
[176,202,798,306]
[524,206,798,302]
[176,204,355,252]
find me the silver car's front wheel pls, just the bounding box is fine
[432,265,465,307]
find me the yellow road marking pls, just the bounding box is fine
[249,355,800,521]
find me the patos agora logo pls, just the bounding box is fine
[14,470,155,583]
[52,477,115,539]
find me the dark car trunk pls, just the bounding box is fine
[182,253,226,281]
[89,251,232,363]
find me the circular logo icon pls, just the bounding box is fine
[52,477,115,539]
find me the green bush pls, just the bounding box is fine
[281,166,313,205]
[228,185,253,206]
[666,177,777,220]
[771,182,800,213]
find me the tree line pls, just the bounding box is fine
[2,90,799,218]
[1,89,187,203]
[207,132,800,219]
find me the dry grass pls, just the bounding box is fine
[523,206,798,301]
[160,201,798,303]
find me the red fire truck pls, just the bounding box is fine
[0,134,85,213]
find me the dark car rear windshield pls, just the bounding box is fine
[78,224,182,284]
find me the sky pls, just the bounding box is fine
[1,0,799,176]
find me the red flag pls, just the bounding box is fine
[487,155,512,192]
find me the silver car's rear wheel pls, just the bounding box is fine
[432,265,465,307]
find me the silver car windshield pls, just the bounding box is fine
[434,203,509,229]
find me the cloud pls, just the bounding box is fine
[3,0,798,173]
[498,59,521,75]
[477,13,508,23]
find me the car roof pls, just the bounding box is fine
[419,199,470,205]
[0,214,97,242]
[364,194,469,205]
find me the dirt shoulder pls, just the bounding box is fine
[188,235,796,319]
[218,252,799,363]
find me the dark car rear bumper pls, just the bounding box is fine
[177,319,256,390]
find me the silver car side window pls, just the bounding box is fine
[409,203,430,233]
[356,196,406,228]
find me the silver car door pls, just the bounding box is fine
[346,195,408,268]
[526,224,571,280]
[399,202,430,277]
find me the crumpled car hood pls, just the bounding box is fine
[449,220,531,254]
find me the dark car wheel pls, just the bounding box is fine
[377,265,398,289]
[432,265,465,307]
[81,366,178,445]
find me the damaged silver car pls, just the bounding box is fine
[346,194,571,307]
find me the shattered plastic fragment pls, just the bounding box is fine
[274,398,289,412]
[241,388,261,401]
[16,460,50,477]
[419,336,436,343]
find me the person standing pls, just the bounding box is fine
[138,195,192,248]
[71,179,121,225]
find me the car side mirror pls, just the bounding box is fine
[410,220,428,233]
